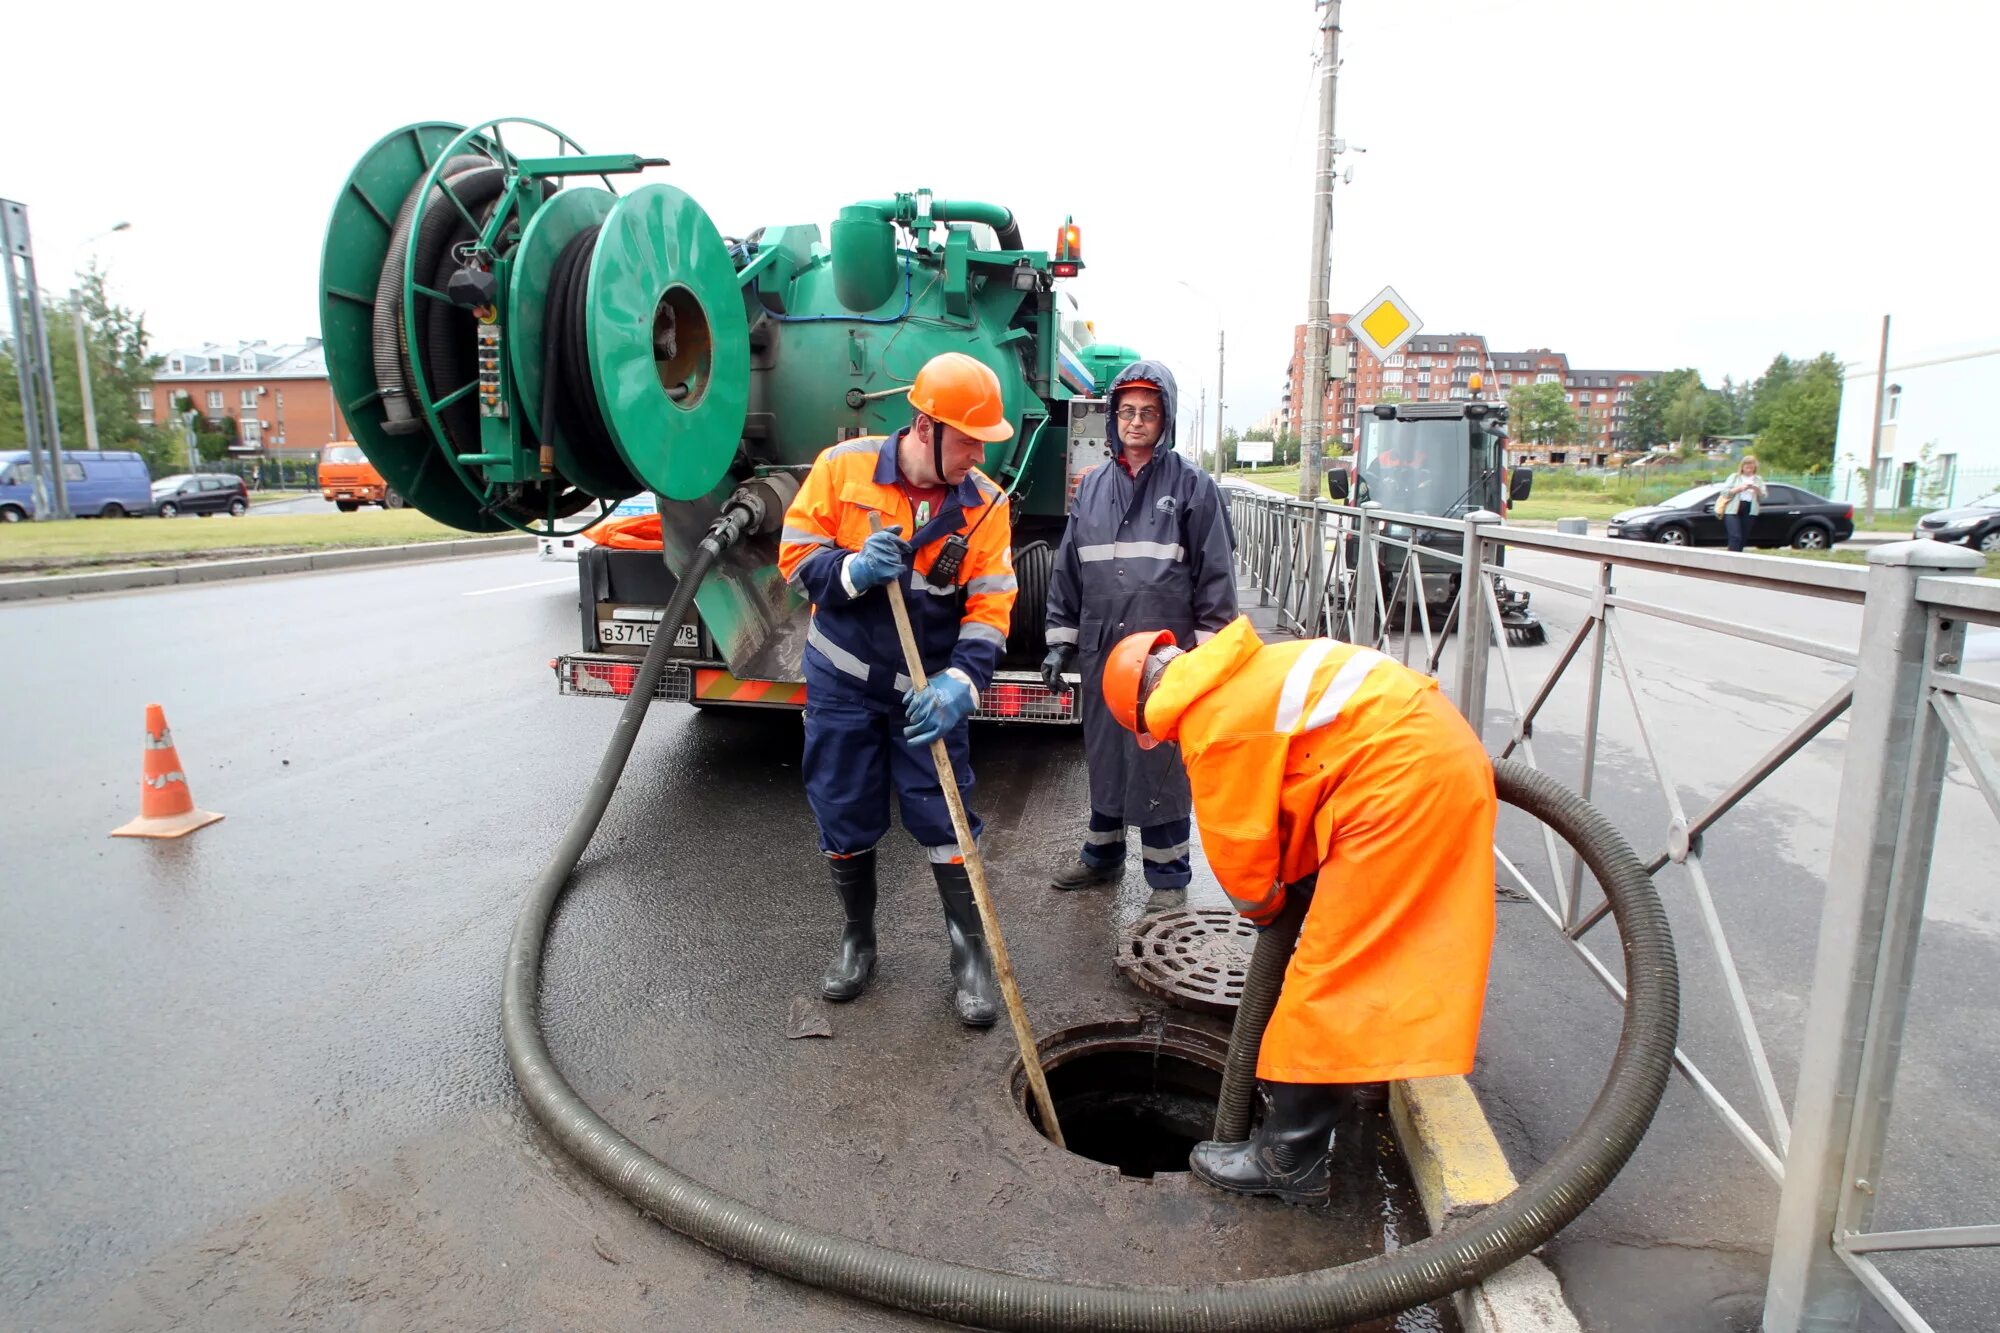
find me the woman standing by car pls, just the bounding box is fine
[1720,455,1769,552]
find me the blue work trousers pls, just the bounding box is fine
[803,690,982,861]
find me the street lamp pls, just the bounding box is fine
[71,221,132,453]
[1175,279,1226,481]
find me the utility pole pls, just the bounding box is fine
[1863,314,1890,523]
[1213,329,1227,480]
[71,288,101,451]
[1298,0,1343,502]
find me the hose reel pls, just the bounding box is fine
[318,119,753,536]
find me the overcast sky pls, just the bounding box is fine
[6,0,1994,441]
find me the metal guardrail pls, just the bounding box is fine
[1228,489,1995,1333]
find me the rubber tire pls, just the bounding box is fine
[383,490,405,511]
[100,502,126,519]
[336,501,360,513]
[1655,524,1690,546]
[158,501,179,518]
[1007,539,1053,660]
[1790,523,1831,550]
[228,497,248,517]
[0,505,23,523]
[1978,528,2000,554]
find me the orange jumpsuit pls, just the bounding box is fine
[1141,615,1497,1083]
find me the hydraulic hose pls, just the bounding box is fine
[505,639,1678,1331]
[372,155,492,434]
[1211,887,1311,1142]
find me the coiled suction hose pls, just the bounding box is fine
[503,602,1679,1331]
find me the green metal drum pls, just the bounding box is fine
[585,184,750,504]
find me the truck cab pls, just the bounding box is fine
[319,442,402,511]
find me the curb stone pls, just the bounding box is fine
[0,535,537,603]
[1391,1076,1584,1332]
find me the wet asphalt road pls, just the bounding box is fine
[4,547,1995,1331]
[0,553,1447,1333]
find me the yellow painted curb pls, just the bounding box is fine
[1392,1074,1518,1231]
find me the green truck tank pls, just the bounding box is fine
[319,119,1137,713]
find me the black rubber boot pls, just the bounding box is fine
[819,851,878,1002]
[1188,1080,1341,1204]
[932,861,999,1027]
[1050,855,1122,891]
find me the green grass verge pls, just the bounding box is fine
[0,509,469,575]
[1769,547,2000,580]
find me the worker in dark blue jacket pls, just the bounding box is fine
[1042,359,1237,912]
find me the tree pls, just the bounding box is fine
[1506,381,1580,446]
[1754,352,1842,473]
[2,264,176,473]
[1626,371,1684,452]
[1747,354,1799,435]
[1716,375,1751,435]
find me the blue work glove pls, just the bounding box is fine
[846,526,912,592]
[1040,644,1076,694]
[903,671,978,746]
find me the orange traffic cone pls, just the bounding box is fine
[110,704,224,839]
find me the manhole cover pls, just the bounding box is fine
[1115,909,1257,1015]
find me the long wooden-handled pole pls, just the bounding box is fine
[868,514,1065,1147]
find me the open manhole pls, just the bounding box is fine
[1116,909,1257,1015]
[1012,1018,1231,1178]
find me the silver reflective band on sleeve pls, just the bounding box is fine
[1076,541,1186,564]
[807,619,872,682]
[1299,648,1391,733]
[1141,842,1191,864]
[839,555,861,599]
[781,525,834,549]
[1273,641,1335,733]
[958,621,1008,648]
[965,573,1019,596]
[1046,626,1080,646]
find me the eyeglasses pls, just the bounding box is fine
[1115,408,1163,425]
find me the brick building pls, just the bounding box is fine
[1283,321,1658,466]
[141,339,347,457]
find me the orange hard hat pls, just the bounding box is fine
[908,352,1014,443]
[1104,628,1179,750]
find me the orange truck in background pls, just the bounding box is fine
[320,442,403,511]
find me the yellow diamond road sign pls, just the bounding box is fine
[1352,285,1422,363]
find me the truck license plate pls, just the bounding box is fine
[601,620,698,648]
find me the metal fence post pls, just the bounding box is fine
[1764,540,1984,1332]
[1353,501,1382,647]
[1454,509,1499,736]
[1305,499,1329,638]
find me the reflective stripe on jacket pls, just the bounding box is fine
[1142,614,1498,1082]
[777,431,1016,700]
[1044,358,1236,823]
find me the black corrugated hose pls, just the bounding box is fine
[1211,885,1312,1142]
[504,596,1678,1332]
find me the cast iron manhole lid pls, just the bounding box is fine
[1115,909,1257,1016]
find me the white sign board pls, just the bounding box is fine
[1236,439,1274,465]
[1349,286,1423,364]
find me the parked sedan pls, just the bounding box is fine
[1913,493,2000,553]
[145,474,249,518]
[1607,483,1855,549]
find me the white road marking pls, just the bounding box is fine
[463,577,572,597]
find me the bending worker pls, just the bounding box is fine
[777,352,1019,1027]
[1101,615,1498,1202]
[1042,360,1236,911]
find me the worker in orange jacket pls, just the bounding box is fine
[1102,615,1497,1202]
[777,352,1019,1026]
